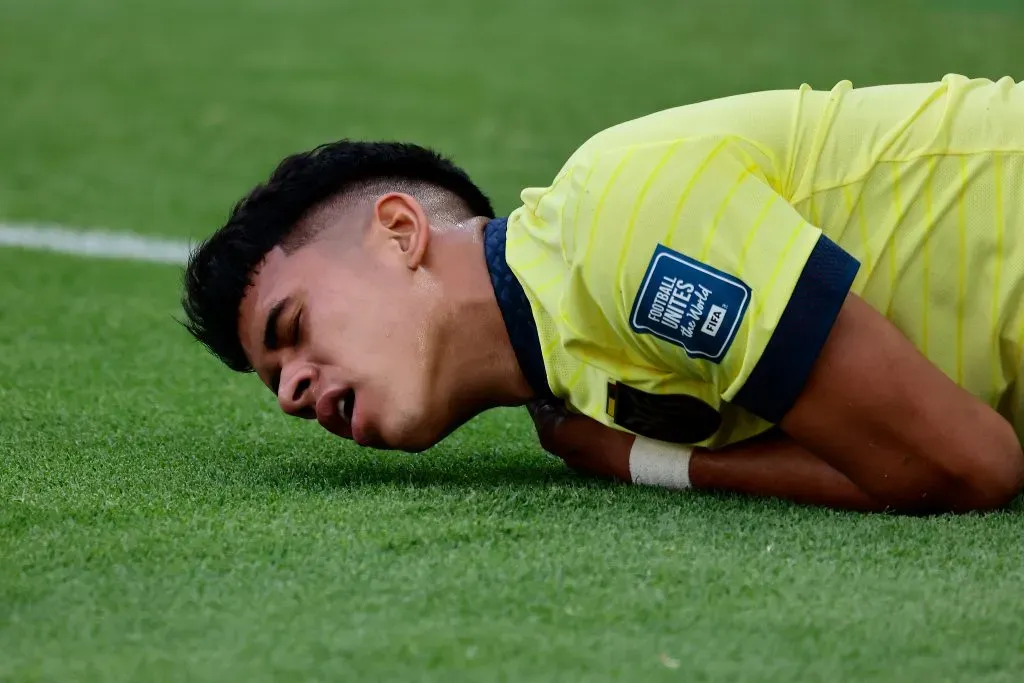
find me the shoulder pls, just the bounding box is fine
[561,88,803,173]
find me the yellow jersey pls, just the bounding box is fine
[496,74,1024,448]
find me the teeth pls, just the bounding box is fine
[337,396,349,422]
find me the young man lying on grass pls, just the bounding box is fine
[183,74,1024,514]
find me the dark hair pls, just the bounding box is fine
[181,140,494,373]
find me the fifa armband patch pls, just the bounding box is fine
[629,245,750,363]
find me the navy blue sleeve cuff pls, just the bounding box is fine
[730,234,860,424]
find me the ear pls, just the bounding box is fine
[372,192,430,269]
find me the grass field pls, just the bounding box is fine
[3,0,1024,680]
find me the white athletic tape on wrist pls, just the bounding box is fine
[629,436,693,490]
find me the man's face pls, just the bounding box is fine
[237,195,447,451]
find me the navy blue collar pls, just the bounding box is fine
[483,218,554,399]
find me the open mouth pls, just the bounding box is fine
[337,389,355,424]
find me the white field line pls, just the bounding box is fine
[0,222,192,265]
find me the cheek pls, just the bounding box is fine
[311,299,401,366]
[314,270,428,374]
[305,303,357,367]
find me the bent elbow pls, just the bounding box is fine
[882,424,1024,515]
[949,422,1024,512]
[959,443,1024,512]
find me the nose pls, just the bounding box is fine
[277,362,317,419]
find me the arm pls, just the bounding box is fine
[529,401,885,512]
[776,293,1024,513]
[530,295,1024,514]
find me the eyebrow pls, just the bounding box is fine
[263,298,289,352]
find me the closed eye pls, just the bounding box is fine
[292,309,303,347]
[268,309,302,396]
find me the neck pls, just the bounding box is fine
[431,218,535,414]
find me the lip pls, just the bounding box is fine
[314,387,374,446]
[348,400,368,446]
[315,388,354,441]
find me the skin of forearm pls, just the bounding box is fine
[532,401,885,512]
[688,435,885,512]
[559,430,885,512]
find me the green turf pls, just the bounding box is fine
[3,1,1024,681]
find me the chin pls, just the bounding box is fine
[374,419,439,453]
[379,401,467,453]
[393,428,442,454]
[379,432,437,454]
[385,419,454,454]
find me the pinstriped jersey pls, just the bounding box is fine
[505,74,1024,448]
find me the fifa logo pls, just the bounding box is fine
[630,244,751,364]
[700,304,727,336]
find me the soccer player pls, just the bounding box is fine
[182,74,1024,514]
